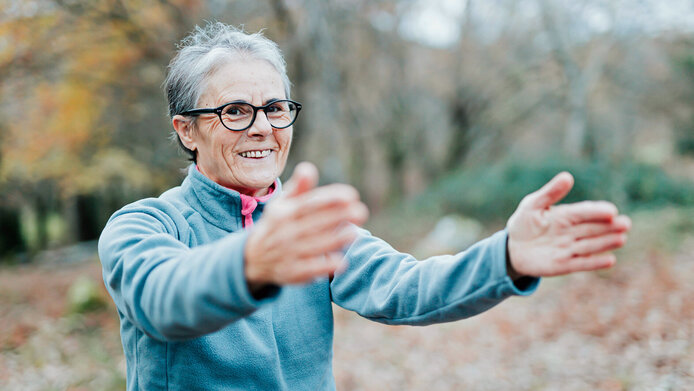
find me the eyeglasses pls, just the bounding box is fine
[179,99,302,132]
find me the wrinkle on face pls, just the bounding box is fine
[190,58,292,196]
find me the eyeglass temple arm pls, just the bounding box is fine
[180,108,219,116]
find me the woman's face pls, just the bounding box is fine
[186,59,292,196]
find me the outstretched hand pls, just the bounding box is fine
[507,172,631,278]
[244,162,369,287]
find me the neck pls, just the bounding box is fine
[241,187,269,197]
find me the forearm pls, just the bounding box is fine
[331,229,539,326]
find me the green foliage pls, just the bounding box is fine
[674,48,694,155]
[676,52,694,86]
[19,207,40,253]
[418,157,694,222]
[67,276,107,315]
[674,124,694,156]
[624,207,694,255]
[623,163,694,206]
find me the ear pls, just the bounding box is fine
[172,115,197,152]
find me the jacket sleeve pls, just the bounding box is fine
[97,199,279,341]
[330,228,539,326]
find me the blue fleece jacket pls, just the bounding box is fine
[98,165,539,390]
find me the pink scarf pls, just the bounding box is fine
[238,186,275,228]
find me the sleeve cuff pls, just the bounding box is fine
[504,274,540,295]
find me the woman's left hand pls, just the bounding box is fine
[506,172,631,278]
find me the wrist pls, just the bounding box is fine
[505,236,523,281]
[243,232,264,286]
[243,249,276,299]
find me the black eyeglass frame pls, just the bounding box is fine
[178,99,302,132]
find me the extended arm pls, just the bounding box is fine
[330,229,538,326]
[98,202,272,341]
[331,172,631,326]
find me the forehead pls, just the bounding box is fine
[201,58,285,104]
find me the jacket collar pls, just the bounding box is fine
[180,164,282,231]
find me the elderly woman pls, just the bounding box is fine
[98,22,631,390]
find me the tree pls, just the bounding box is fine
[0,0,203,249]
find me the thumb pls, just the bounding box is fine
[525,171,574,209]
[282,161,319,198]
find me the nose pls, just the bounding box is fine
[247,111,273,137]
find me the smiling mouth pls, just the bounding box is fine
[239,149,273,159]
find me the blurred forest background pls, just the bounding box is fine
[2,0,694,390]
[1,0,694,256]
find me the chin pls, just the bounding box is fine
[241,173,277,190]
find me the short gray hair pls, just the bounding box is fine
[164,22,291,162]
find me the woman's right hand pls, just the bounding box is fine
[244,162,369,287]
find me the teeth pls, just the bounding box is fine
[240,150,271,158]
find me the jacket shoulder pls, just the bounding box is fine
[105,186,191,239]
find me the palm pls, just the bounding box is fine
[507,173,631,277]
[245,162,369,286]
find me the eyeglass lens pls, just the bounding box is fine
[220,100,298,131]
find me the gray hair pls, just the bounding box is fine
[164,22,291,162]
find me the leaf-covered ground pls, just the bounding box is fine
[333,249,694,390]
[1,208,693,390]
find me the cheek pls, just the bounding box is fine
[215,133,241,154]
[276,133,292,167]
[279,130,293,152]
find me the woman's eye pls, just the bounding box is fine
[267,102,290,114]
[224,104,250,117]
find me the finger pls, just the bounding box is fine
[571,233,627,257]
[292,225,359,259]
[282,161,319,198]
[570,215,631,239]
[553,201,619,224]
[258,223,354,262]
[257,202,366,258]
[268,184,366,228]
[283,253,346,284]
[295,202,369,238]
[616,215,632,232]
[523,172,574,210]
[555,253,616,275]
[291,184,362,216]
